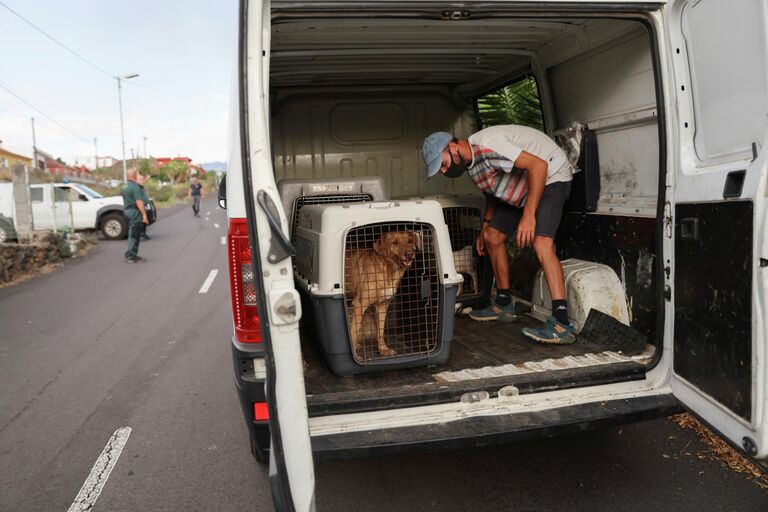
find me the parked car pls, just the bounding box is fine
[0,182,152,240]
[225,1,768,508]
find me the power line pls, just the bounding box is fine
[0,0,114,78]
[1,0,227,107]
[0,80,89,141]
[0,105,30,119]
[126,81,227,107]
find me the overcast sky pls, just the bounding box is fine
[0,0,238,166]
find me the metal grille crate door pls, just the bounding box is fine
[293,200,463,375]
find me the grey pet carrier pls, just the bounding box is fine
[409,194,493,307]
[277,177,388,243]
[294,200,463,375]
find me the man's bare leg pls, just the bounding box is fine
[483,226,510,289]
[532,236,565,300]
[521,235,575,343]
[469,226,517,321]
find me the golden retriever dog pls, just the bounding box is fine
[345,230,421,360]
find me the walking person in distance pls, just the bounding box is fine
[188,176,204,217]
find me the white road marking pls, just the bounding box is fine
[213,222,220,229]
[220,236,226,245]
[198,269,219,294]
[67,427,132,512]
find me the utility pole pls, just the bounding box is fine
[30,117,38,170]
[143,135,148,158]
[93,138,98,172]
[118,76,127,183]
[116,73,139,183]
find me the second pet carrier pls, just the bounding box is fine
[294,200,463,375]
[408,194,493,307]
[277,177,388,243]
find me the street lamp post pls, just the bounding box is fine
[116,73,139,183]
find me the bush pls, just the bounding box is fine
[148,184,173,203]
[175,184,189,200]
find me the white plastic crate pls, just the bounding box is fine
[530,258,630,333]
[407,194,491,305]
[294,200,463,375]
[277,177,388,242]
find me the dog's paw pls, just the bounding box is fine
[379,346,397,357]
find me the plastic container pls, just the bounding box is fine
[530,258,630,333]
[294,200,463,375]
[277,177,388,243]
[407,194,492,306]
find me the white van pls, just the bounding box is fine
[223,1,767,508]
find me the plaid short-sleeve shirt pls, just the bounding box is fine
[466,144,529,207]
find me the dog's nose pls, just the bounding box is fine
[405,251,414,259]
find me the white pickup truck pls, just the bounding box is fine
[0,182,153,242]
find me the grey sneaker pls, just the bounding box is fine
[126,256,146,263]
[468,300,517,322]
[522,316,576,345]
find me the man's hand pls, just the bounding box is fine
[142,214,149,225]
[516,213,535,248]
[476,227,487,256]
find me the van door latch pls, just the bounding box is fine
[663,202,673,239]
[257,190,294,264]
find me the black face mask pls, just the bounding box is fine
[443,152,467,178]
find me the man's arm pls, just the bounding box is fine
[136,199,149,224]
[513,150,548,248]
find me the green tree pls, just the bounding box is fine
[159,160,189,184]
[476,76,544,131]
[138,158,155,176]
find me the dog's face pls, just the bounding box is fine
[373,231,421,268]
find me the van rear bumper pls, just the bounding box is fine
[311,394,682,459]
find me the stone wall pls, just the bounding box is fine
[0,234,65,283]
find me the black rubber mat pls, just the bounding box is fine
[578,309,647,355]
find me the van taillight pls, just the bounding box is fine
[228,218,262,343]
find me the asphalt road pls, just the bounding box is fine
[0,196,766,511]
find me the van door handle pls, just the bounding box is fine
[679,217,699,241]
[257,190,294,263]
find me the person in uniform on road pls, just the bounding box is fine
[187,176,204,217]
[422,125,576,344]
[121,168,149,263]
[137,173,151,241]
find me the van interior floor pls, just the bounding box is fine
[302,311,656,417]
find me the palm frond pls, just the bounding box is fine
[477,77,544,130]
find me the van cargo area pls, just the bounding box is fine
[267,12,663,414]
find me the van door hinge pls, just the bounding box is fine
[663,202,673,239]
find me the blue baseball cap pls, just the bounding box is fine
[422,131,453,179]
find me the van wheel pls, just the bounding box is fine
[250,435,269,465]
[101,213,126,240]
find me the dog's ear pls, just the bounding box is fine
[412,231,422,251]
[373,235,385,255]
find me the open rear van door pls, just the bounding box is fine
[239,0,315,509]
[667,0,768,461]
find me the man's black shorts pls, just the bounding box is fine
[489,180,571,239]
